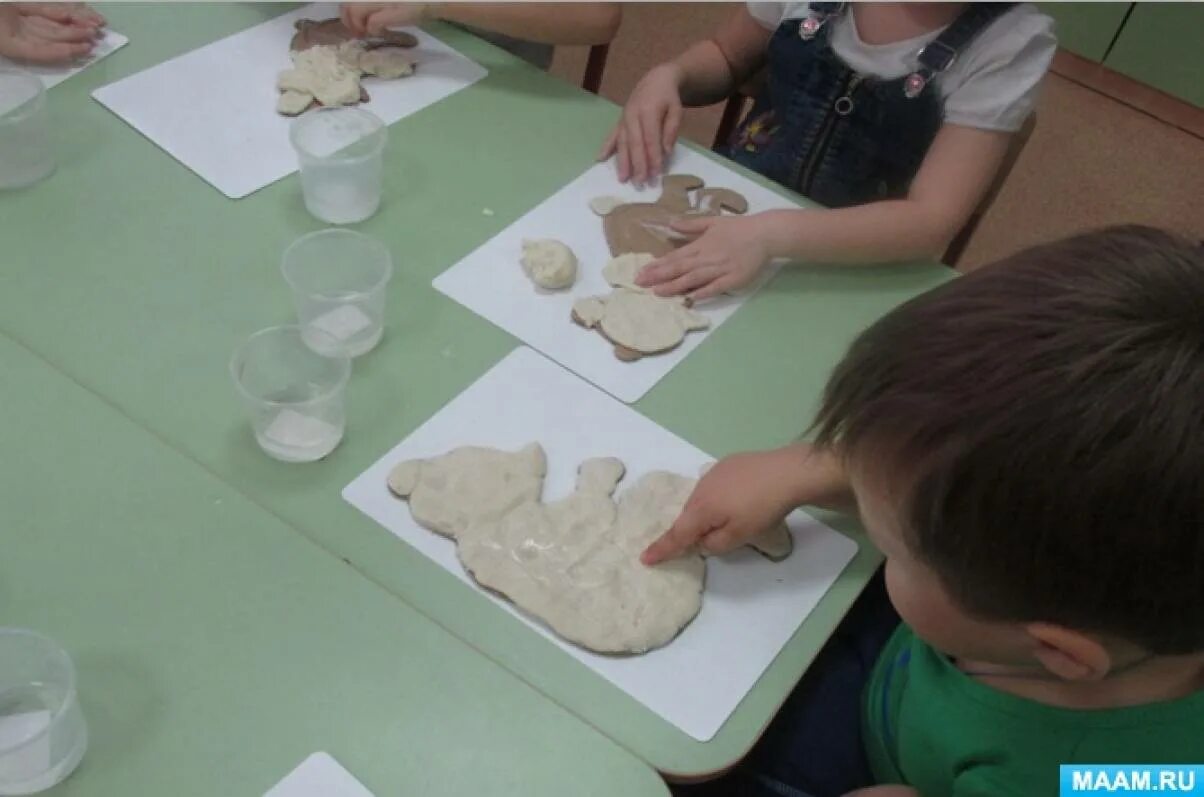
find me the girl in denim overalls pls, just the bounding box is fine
[599,2,1055,299]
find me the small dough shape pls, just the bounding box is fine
[387,444,547,539]
[746,523,794,561]
[458,461,705,654]
[521,239,578,291]
[602,175,749,257]
[279,18,418,116]
[589,195,627,216]
[573,289,710,361]
[601,253,655,291]
[278,45,362,108]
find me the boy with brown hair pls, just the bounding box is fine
[647,226,1204,796]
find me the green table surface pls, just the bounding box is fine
[0,333,669,796]
[0,3,951,777]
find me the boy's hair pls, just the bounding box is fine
[813,225,1204,654]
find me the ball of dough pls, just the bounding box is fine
[520,239,578,291]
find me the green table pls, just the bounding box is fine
[0,3,951,778]
[0,333,668,796]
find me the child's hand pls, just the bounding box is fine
[340,3,430,37]
[598,62,684,185]
[641,450,804,565]
[0,3,103,64]
[636,214,770,300]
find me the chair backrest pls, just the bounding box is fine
[582,45,610,95]
[943,113,1036,267]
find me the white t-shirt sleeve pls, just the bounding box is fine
[941,7,1057,132]
[746,2,802,31]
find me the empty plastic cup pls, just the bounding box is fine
[0,69,54,190]
[282,229,393,358]
[290,107,386,225]
[0,629,87,795]
[230,326,351,463]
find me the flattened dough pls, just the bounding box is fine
[573,289,710,360]
[601,252,654,291]
[521,239,578,291]
[387,443,547,539]
[278,45,362,108]
[589,195,626,216]
[459,461,706,654]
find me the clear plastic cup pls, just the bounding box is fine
[282,229,393,358]
[289,107,386,225]
[230,325,351,463]
[0,629,87,795]
[0,69,54,190]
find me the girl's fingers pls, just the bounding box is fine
[642,504,716,565]
[615,126,632,183]
[598,125,619,162]
[637,248,695,286]
[655,266,721,298]
[662,103,682,155]
[690,273,741,302]
[670,216,714,236]
[626,112,648,185]
[640,107,664,178]
[697,528,743,556]
[24,15,95,43]
[8,38,90,63]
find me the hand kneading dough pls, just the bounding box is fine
[458,461,705,654]
[520,239,578,291]
[387,444,547,539]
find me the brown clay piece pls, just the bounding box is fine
[291,18,418,52]
[602,174,749,257]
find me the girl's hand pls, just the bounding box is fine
[598,62,684,185]
[0,4,102,64]
[636,214,770,300]
[340,3,431,36]
[641,450,805,565]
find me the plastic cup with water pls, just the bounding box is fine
[0,629,87,795]
[230,325,351,463]
[0,69,54,190]
[282,229,393,358]
[289,107,386,225]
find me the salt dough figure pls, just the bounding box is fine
[601,252,654,290]
[520,239,578,291]
[459,460,706,654]
[573,289,710,361]
[277,18,417,116]
[387,443,547,539]
[602,174,749,257]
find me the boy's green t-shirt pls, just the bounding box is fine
[863,625,1204,796]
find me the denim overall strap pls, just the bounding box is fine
[903,3,1017,97]
[723,4,1020,209]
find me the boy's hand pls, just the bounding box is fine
[641,450,804,565]
[340,3,431,36]
[636,214,770,300]
[598,62,684,185]
[0,4,103,64]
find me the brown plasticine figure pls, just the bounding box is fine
[600,174,750,257]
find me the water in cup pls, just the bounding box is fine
[0,69,54,190]
[290,108,386,225]
[0,631,87,796]
[230,326,351,463]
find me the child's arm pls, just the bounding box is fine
[598,6,770,185]
[637,124,1013,299]
[342,3,621,46]
[641,443,853,565]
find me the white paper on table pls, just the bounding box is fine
[0,30,127,90]
[91,3,487,199]
[264,752,374,797]
[343,348,858,741]
[433,146,806,404]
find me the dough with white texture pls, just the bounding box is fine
[521,239,578,291]
[387,444,547,539]
[277,89,315,116]
[573,289,710,360]
[458,460,705,654]
[278,45,362,107]
[601,253,655,291]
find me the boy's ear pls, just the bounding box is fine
[1025,622,1113,681]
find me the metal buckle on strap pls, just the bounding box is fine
[916,40,958,73]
